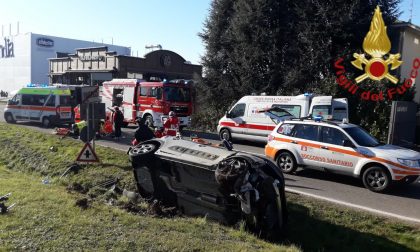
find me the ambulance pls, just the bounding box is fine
[265,118,420,192]
[3,85,73,127]
[101,79,193,128]
[217,94,348,142]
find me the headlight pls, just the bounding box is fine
[397,158,420,168]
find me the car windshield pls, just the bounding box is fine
[164,87,191,102]
[343,126,381,147]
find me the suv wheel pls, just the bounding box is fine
[276,152,297,174]
[219,128,232,142]
[129,142,158,165]
[362,166,391,192]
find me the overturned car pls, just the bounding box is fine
[128,136,287,239]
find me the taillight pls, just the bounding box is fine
[268,134,274,142]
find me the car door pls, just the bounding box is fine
[317,126,358,174]
[289,124,323,167]
[226,103,247,135]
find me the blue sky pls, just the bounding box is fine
[0,0,418,65]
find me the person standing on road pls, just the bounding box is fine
[113,107,124,139]
[163,111,179,136]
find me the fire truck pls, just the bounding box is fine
[101,79,193,128]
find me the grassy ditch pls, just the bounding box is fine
[0,122,419,251]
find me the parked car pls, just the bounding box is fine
[128,136,288,239]
[265,118,420,192]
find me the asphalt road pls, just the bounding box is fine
[1,103,420,224]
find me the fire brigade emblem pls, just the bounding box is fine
[351,6,402,84]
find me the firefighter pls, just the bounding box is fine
[163,111,179,136]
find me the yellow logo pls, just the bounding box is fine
[352,6,402,84]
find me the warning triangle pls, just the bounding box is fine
[76,142,99,163]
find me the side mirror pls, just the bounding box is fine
[225,111,231,118]
[342,139,355,148]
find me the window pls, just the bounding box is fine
[45,95,56,107]
[140,87,149,96]
[22,94,48,106]
[9,94,20,105]
[59,95,71,106]
[277,123,295,136]
[163,87,191,102]
[312,105,331,118]
[333,107,347,120]
[272,104,301,118]
[292,124,319,141]
[150,87,163,99]
[321,127,349,146]
[229,103,246,118]
[344,126,381,147]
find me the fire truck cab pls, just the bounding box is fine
[101,79,193,128]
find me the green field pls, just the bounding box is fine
[0,122,419,251]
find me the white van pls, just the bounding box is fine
[4,85,73,127]
[217,94,348,142]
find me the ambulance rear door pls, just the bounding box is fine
[310,96,333,119]
[332,98,348,121]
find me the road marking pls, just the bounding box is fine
[285,188,420,224]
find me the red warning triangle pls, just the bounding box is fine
[76,142,99,163]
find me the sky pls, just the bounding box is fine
[0,0,418,66]
[0,0,212,65]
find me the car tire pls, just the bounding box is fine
[128,142,158,165]
[276,152,297,174]
[219,128,232,142]
[4,113,15,123]
[42,117,51,128]
[362,166,391,193]
[145,115,154,128]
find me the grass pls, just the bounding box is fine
[0,122,419,251]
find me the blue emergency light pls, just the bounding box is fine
[313,115,323,122]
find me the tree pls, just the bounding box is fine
[198,0,409,140]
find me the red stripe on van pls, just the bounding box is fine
[219,121,275,131]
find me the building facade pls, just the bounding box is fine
[0,32,130,95]
[49,47,202,85]
[390,22,420,104]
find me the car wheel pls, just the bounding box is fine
[276,152,297,174]
[4,113,15,123]
[399,176,419,185]
[219,128,232,142]
[362,166,391,192]
[129,142,158,165]
[42,117,51,128]
[145,115,154,128]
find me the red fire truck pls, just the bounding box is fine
[101,79,193,128]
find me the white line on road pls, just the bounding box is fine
[285,188,420,224]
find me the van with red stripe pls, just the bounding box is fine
[101,79,192,128]
[217,94,348,142]
[265,119,420,192]
[4,85,73,127]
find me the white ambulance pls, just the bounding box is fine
[217,94,348,142]
[265,118,420,192]
[3,85,73,127]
